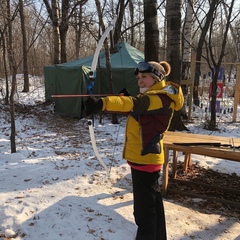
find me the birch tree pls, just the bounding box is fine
[181,0,194,120]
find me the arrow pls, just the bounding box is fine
[51,93,120,98]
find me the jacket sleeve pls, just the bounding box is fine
[102,94,169,114]
[101,96,134,113]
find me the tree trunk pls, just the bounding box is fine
[113,0,126,45]
[0,31,9,104]
[129,0,135,46]
[166,0,181,84]
[207,0,235,130]
[193,0,219,106]
[19,0,29,92]
[74,3,83,59]
[52,0,61,64]
[143,0,159,61]
[95,0,117,124]
[166,0,188,131]
[181,0,194,120]
[6,0,17,153]
[59,0,70,63]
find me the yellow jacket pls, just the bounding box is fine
[101,80,184,165]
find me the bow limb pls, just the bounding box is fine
[88,16,117,177]
[89,16,117,78]
[88,119,110,177]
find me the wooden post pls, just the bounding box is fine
[162,147,169,196]
[187,58,195,120]
[233,64,240,122]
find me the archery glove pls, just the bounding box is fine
[85,97,103,117]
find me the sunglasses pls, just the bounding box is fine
[134,62,163,79]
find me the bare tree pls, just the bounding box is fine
[193,0,220,106]
[19,0,29,92]
[0,27,10,104]
[166,0,188,131]
[43,0,61,64]
[166,0,181,84]
[129,0,134,46]
[59,0,70,63]
[113,0,129,44]
[94,0,117,123]
[143,0,159,61]
[181,0,195,120]
[206,0,235,130]
[72,0,88,59]
[43,0,88,64]
[6,0,18,153]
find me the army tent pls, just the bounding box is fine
[44,41,144,117]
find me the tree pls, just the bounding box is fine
[43,0,89,64]
[166,0,181,85]
[19,0,29,92]
[0,27,9,105]
[72,0,88,59]
[166,0,188,131]
[206,0,235,130]
[143,0,159,61]
[94,0,117,124]
[193,0,220,106]
[181,0,194,120]
[6,0,17,153]
[113,0,130,45]
[43,0,61,64]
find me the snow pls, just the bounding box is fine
[0,75,240,240]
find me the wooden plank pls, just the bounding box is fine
[164,145,240,162]
[172,150,178,178]
[164,131,240,145]
[163,132,240,162]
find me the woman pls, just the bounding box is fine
[85,61,184,240]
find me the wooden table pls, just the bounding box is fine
[162,131,240,196]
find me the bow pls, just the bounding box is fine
[87,16,117,177]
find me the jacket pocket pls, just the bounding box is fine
[141,134,162,156]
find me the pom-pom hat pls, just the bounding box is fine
[134,61,171,81]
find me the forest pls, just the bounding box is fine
[0,1,239,76]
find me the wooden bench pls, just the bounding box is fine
[162,131,240,196]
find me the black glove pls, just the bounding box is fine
[84,97,103,116]
[118,88,131,96]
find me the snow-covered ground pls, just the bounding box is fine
[0,76,240,240]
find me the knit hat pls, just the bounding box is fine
[134,61,171,81]
[148,61,171,81]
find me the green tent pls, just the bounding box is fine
[44,41,144,117]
